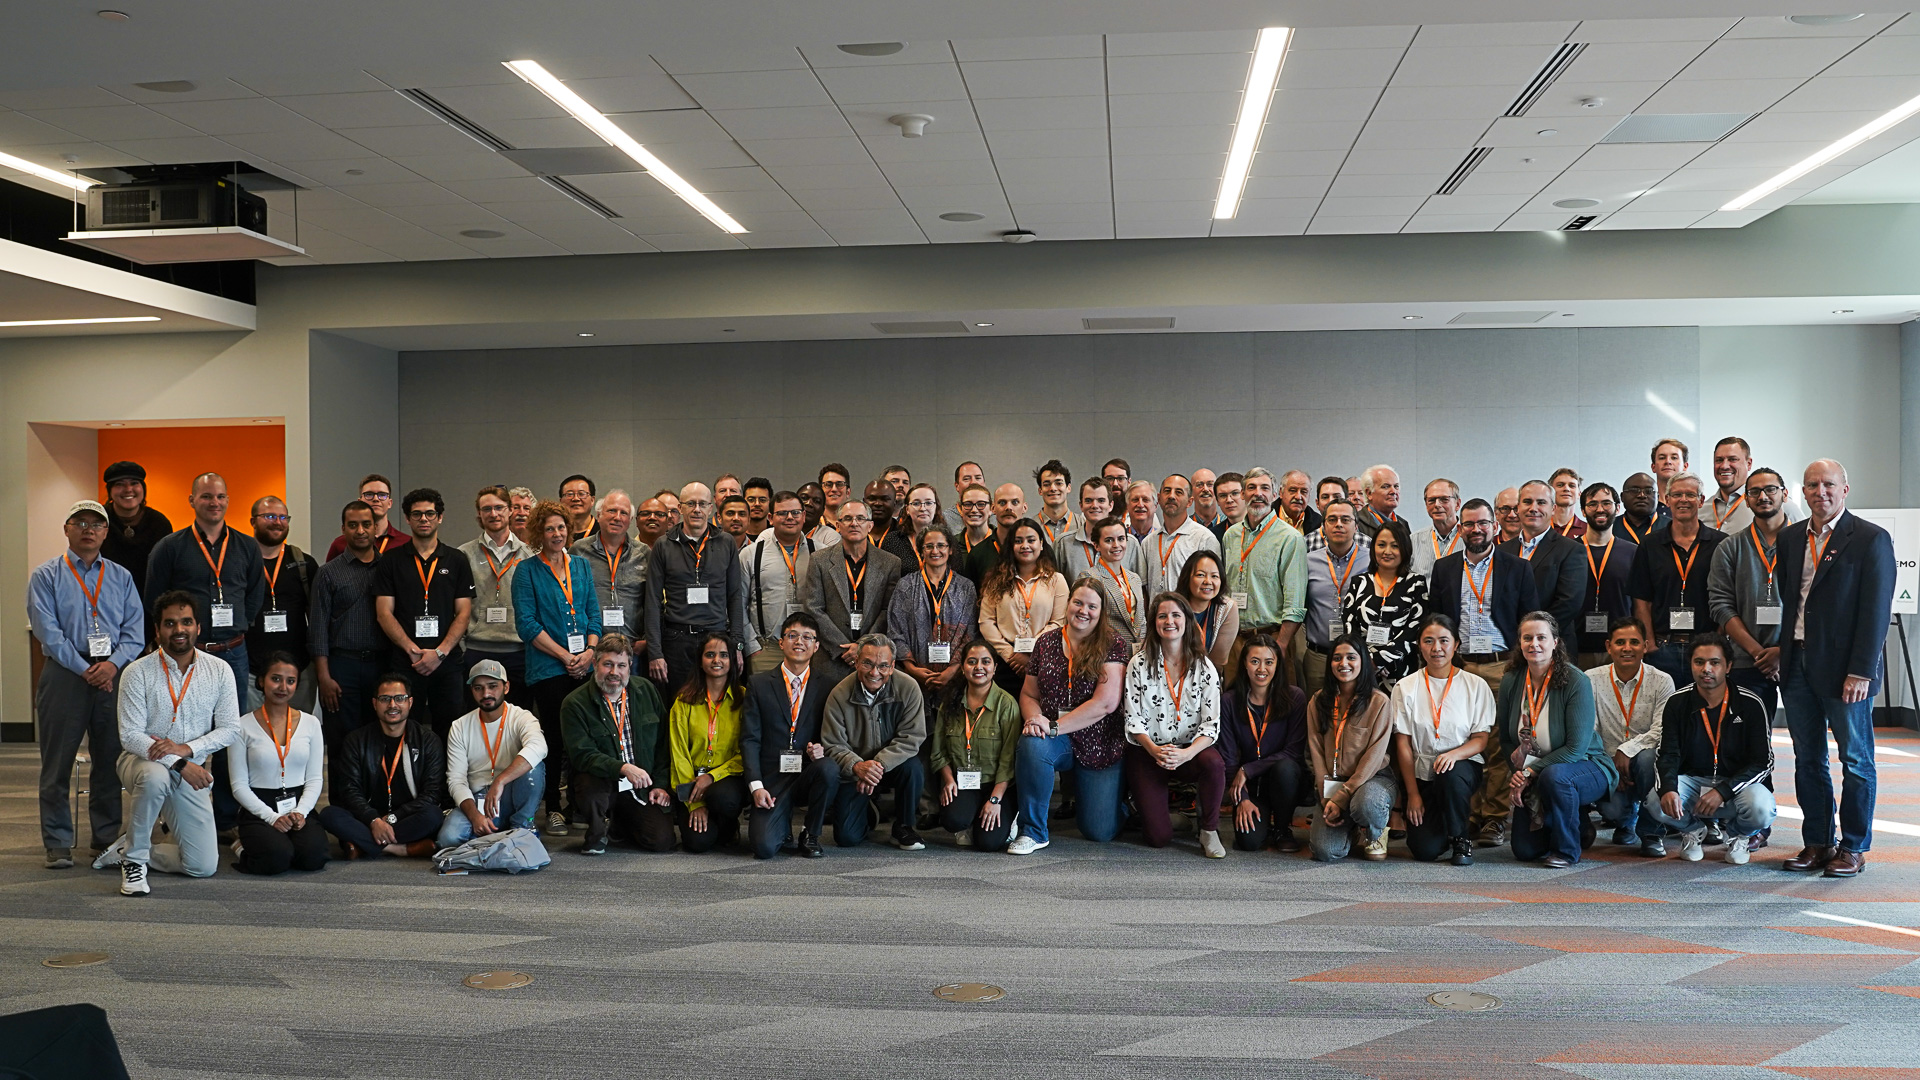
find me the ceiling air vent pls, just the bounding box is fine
[1436,147,1493,195]
[1505,42,1586,117]
[1562,214,1598,230]
[1082,316,1175,330]
[1600,113,1754,144]
[402,88,621,220]
[872,321,970,334]
[399,88,512,152]
[1447,311,1554,325]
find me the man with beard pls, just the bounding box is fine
[312,501,386,788]
[245,496,317,712]
[372,488,476,736]
[718,495,754,550]
[316,673,445,859]
[742,477,774,539]
[562,635,675,855]
[437,660,548,847]
[1575,482,1637,667]
[1709,467,1793,725]
[1101,459,1132,508]
[1498,480,1588,647]
[462,486,537,710]
[1411,478,1462,577]
[1615,472,1668,545]
[1221,467,1306,655]
[508,486,537,545]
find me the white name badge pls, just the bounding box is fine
[1524,755,1541,771]
[927,642,952,664]
[1322,778,1341,799]
[262,611,288,633]
[486,606,507,624]
[848,612,863,631]
[686,585,710,605]
[1232,591,1250,610]
[1365,625,1390,646]
[86,633,112,659]
[1467,634,1494,654]
[1668,608,1695,631]
[617,777,634,793]
[566,633,586,653]
[779,753,804,774]
[414,616,440,639]
[275,796,297,815]
[1585,613,1609,634]
[210,603,234,629]
[956,770,982,790]
[1755,604,1783,626]
[1014,636,1036,654]
[1330,618,1346,639]
[603,607,625,628]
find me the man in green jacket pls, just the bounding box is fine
[561,634,674,856]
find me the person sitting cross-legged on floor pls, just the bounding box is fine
[316,673,445,859]
[436,659,547,848]
[1642,631,1776,865]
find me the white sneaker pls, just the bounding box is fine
[230,838,244,858]
[1200,830,1227,859]
[1680,830,1705,862]
[92,836,127,869]
[954,828,973,848]
[120,861,150,896]
[1006,835,1049,856]
[1362,835,1389,861]
[1725,834,1750,865]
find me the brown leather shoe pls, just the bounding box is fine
[1783,845,1835,872]
[1822,849,1866,878]
[403,839,436,858]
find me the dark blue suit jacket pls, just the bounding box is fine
[1428,549,1540,655]
[1497,531,1589,647]
[1777,510,1896,697]
[740,664,832,785]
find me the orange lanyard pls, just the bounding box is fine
[921,568,952,630]
[690,530,711,578]
[1371,572,1397,599]
[1248,699,1272,753]
[1328,695,1351,775]
[608,689,630,760]
[1585,537,1614,605]
[845,553,868,603]
[777,540,802,584]
[1464,555,1494,611]
[479,714,506,772]
[1712,494,1745,530]
[1670,539,1699,594]
[1099,560,1136,621]
[193,527,229,596]
[872,520,891,549]
[64,554,104,621]
[1041,517,1064,544]
[414,552,439,608]
[1431,529,1460,561]
[961,531,983,555]
[1422,669,1456,736]
[382,735,407,803]
[1612,671,1642,737]
[1064,639,1077,692]
[1012,575,1040,628]
[544,554,576,618]
[1747,525,1776,590]
[1701,694,1729,774]
[1554,516,1579,536]
[482,544,519,586]
[785,668,809,748]
[1619,517,1645,544]
[1325,543,1359,596]
[602,542,623,598]
[257,707,294,783]
[1809,525,1834,568]
[1162,657,1185,717]
[964,703,988,765]
[163,656,197,729]
[1523,671,1550,740]
[1157,531,1180,574]
[703,692,724,765]
[1238,513,1278,571]
[264,551,284,604]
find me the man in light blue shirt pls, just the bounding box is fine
[26,500,145,870]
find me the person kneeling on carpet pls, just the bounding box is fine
[929,639,1021,851]
[1123,593,1227,858]
[227,652,329,874]
[1306,636,1396,862]
[564,634,675,856]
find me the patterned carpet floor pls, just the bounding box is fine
[2,726,1918,1080]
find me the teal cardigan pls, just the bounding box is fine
[512,553,603,684]
[1495,662,1618,789]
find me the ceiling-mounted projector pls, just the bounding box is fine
[63,162,306,265]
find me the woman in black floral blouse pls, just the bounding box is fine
[1341,518,1428,681]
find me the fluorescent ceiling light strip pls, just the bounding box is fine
[1722,90,1920,211]
[0,150,95,192]
[504,60,746,234]
[1213,26,1292,220]
[0,315,159,327]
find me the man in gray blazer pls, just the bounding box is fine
[803,499,903,684]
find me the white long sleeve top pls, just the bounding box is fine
[227,709,324,822]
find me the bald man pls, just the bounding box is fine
[644,482,748,688]
[1493,487,1522,544]
[144,471,266,701]
[965,483,1029,582]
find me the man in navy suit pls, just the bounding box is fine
[1776,460,1895,879]
[741,611,841,860]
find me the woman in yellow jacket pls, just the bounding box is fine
[669,631,747,853]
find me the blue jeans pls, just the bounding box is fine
[1598,748,1659,837]
[1511,759,1611,863]
[1643,775,1777,835]
[435,762,545,847]
[1015,734,1123,844]
[1644,641,1687,687]
[1781,654,1877,852]
[1310,771,1398,862]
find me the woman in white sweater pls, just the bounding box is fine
[228,652,328,875]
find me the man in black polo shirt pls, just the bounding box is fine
[1575,482,1637,667]
[1628,472,1726,686]
[143,470,267,699]
[311,501,386,796]
[372,488,475,736]
[245,495,317,712]
[644,482,747,689]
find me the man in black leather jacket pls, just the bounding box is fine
[316,673,446,858]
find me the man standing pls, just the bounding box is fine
[462,486,537,708]
[1707,436,1801,534]
[1708,467,1792,722]
[1278,469,1320,535]
[1191,468,1221,531]
[315,674,445,859]
[507,486,537,545]
[718,495,754,549]
[246,496,317,713]
[742,612,842,859]
[645,482,748,689]
[713,474,743,505]
[950,484,995,581]
[1645,634,1776,865]
[1651,438,1689,506]
[805,500,904,684]
[99,461,170,601]
[1101,459,1132,507]
[1124,481,1158,542]
[881,465,912,502]
[311,501,387,789]
[1575,483,1637,667]
[1143,473,1221,599]
[562,635,676,855]
[1221,467,1306,655]
[1615,472,1669,544]
[436,659,548,847]
[742,477,774,540]
[942,461,986,535]
[743,491,814,674]
[560,474,597,543]
[1628,472,1727,685]
[1033,459,1077,547]
[1315,477,1348,519]
[822,636,927,850]
[1586,618,1674,855]
[1493,487,1523,544]
[1411,478,1462,577]
[865,479,915,571]
[965,483,1029,583]
[1301,498,1369,697]
[1057,478,1141,584]
[372,488,476,736]
[1549,468,1587,538]
[325,475,410,561]
[1499,480,1589,646]
[572,489,647,658]
[1353,465,1402,540]
[1209,472,1247,542]
[144,471,266,699]
[29,500,142,869]
[818,463,853,535]
[634,494,673,550]
[1776,459,1895,879]
[97,591,240,895]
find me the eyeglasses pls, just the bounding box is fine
[907,499,938,509]
[1666,491,1703,503]
[359,491,391,502]
[373,694,411,705]
[254,513,289,524]
[960,500,990,510]
[781,632,818,645]
[821,480,850,490]
[772,508,804,518]
[1746,484,1785,497]
[406,509,441,519]
[71,520,108,532]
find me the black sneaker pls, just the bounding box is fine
[1702,821,1726,846]
[1450,838,1474,867]
[891,825,925,851]
[1640,836,1667,858]
[798,831,825,858]
[580,838,607,856]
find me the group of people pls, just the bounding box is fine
[26,440,1896,896]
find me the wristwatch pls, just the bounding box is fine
[384,813,398,824]
[171,757,191,773]
[988,795,1002,805]
[1048,720,1059,737]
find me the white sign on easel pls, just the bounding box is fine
[1853,508,1920,616]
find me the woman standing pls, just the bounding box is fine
[903,483,942,544]
[1123,593,1226,857]
[228,652,328,875]
[1307,636,1396,862]
[513,499,602,836]
[1499,611,1616,868]
[1216,632,1308,852]
[1008,579,1131,854]
[1341,519,1427,681]
[930,640,1022,851]
[1178,550,1239,673]
[1390,614,1494,866]
[889,524,979,694]
[668,632,748,853]
[978,520,1069,693]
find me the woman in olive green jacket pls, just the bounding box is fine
[930,639,1022,851]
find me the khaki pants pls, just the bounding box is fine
[1300,644,1329,701]
[1577,652,1607,671]
[1460,659,1510,834]
[748,639,785,675]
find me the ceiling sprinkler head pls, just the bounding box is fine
[889,113,934,138]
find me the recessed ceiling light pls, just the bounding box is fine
[0,315,158,327]
[939,211,984,222]
[0,150,96,191]
[974,322,993,327]
[1723,89,1920,210]
[838,42,905,56]
[506,60,746,233]
[1401,315,1423,321]
[1553,198,1600,209]
[460,228,505,239]
[1212,26,1293,219]
[96,9,129,19]
[1833,308,1854,314]
[1536,128,1560,136]
[577,332,595,337]
[1790,13,1864,24]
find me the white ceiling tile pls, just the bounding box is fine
[1011,201,1112,222]
[466,237,572,258]
[706,105,852,141]
[1259,120,1366,152]
[105,135,248,163]
[109,79,260,104]
[301,205,409,231]
[1109,91,1240,128]
[1109,124,1231,156]
[819,226,927,246]
[762,161,890,188]
[1660,156,1802,184]
[1477,113,1620,146]
[1266,87,1390,125]
[1401,212,1511,232]
[727,209,821,232]
[891,183,1012,212]
[1690,207,1774,228]
[817,63,967,104]
[1276,49,1408,90]
[26,105,200,141]
[808,207,922,230]
[294,157,425,185]
[787,187,906,211]
[1390,46,1565,88]
[1636,78,1804,113]
[841,100,978,137]
[233,72,395,97]
[274,91,431,129]
[1112,153,1225,180]
[421,83,564,124]
[1570,19,1739,43]
[676,70,833,110]
[534,228,660,255]
[973,95,1107,130]
[739,136,873,165]
[952,36,1105,61]
[1451,169,1552,196]
[608,110,736,143]
[1113,176,1216,201]
[1772,75,1920,112]
[223,125,378,162]
[1524,81,1663,117]
[0,86,130,110]
[1209,216,1308,237]
[261,186,364,212]
[739,228,837,248]
[672,165,782,192]
[1618,187,1739,212]
[1675,37,1863,81]
[1216,195,1319,224]
[1305,214,1411,233]
[1116,220,1211,240]
[800,41,956,68]
[1354,118,1492,149]
[1106,53,1255,96]
[1240,173,1334,199]
[598,193,709,227]
[1821,32,1920,77]
[646,140,758,170]
[650,47,808,75]
[482,115,593,148]
[877,156,1001,186]
[860,130,990,161]
[1541,167,1674,193]
[1474,145,1585,171]
[386,151,530,182]
[469,199,602,226]
[0,142,141,169]
[339,124,484,157]
[1413,22,1577,46]
[1367,84,1512,122]
[1570,142,1708,170]
[1249,148,1349,175]
[986,127,1109,159]
[1328,173,1441,198]
[146,96,305,135]
[1590,209,1707,229]
[439,176,565,203]
[1290,26,1418,50]
[1731,109,1882,142]
[635,231,749,251]
[1336,147,1470,175]
[1315,195,1426,215]
[1001,177,1107,203]
[1020,222,1115,239]
[563,70,699,113]
[1725,14,1903,38]
[959,58,1105,98]
[1419,191,1531,214]
[339,180,460,206]
[1107,31,1259,56]
[1561,41,1714,83]
[0,110,84,143]
[385,201,505,226]
[562,172,664,200]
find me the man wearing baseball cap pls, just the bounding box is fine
[98,461,171,603]
[435,658,548,848]
[27,501,146,869]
